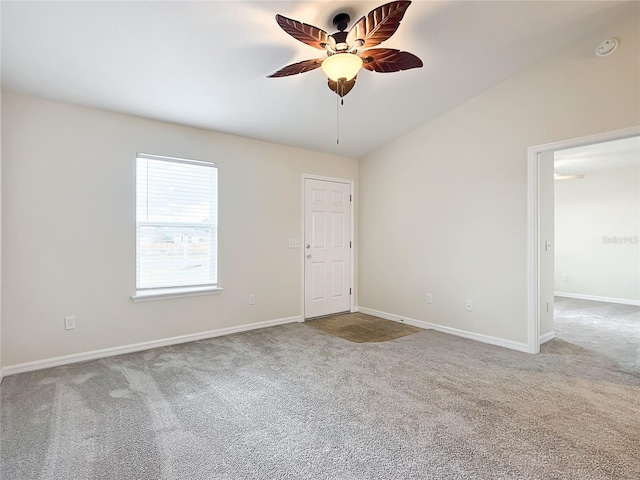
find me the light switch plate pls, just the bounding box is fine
[288,239,300,248]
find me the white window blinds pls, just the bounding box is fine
[136,154,218,291]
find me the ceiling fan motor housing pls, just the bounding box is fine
[332,31,349,45]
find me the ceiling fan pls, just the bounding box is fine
[267,1,423,97]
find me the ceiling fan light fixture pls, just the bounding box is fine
[321,53,363,82]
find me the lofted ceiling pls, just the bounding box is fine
[1,1,637,158]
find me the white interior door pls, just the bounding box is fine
[304,178,352,319]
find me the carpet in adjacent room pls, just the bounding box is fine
[550,296,640,374]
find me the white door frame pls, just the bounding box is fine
[526,125,639,353]
[301,173,355,320]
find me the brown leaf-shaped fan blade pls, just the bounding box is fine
[276,14,329,50]
[267,58,323,78]
[346,1,411,49]
[327,77,357,97]
[362,48,422,73]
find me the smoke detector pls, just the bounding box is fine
[595,39,618,57]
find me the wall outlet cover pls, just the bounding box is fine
[65,316,76,330]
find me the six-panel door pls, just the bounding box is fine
[304,179,351,318]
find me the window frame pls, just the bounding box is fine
[132,153,222,302]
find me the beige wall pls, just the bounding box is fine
[0,86,3,378]
[555,165,640,302]
[1,91,357,366]
[358,15,639,344]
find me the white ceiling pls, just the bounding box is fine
[2,1,637,158]
[554,136,640,174]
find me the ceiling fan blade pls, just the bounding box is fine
[327,77,357,97]
[276,14,330,50]
[267,58,324,78]
[362,48,422,73]
[346,1,412,49]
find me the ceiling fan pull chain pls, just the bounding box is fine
[336,92,340,145]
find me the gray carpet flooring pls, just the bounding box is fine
[2,322,639,479]
[551,297,640,374]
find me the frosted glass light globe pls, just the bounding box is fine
[321,53,363,81]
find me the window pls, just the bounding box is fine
[134,154,219,300]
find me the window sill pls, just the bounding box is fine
[131,286,223,302]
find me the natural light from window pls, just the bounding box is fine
[136,154,218,293]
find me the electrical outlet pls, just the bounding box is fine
[65,316,76,330]
[426,293,433,304]
[249,294,256,305]
[465,301,473,312]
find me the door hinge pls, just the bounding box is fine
[350,194,352,202]
[349,241,352,248]
[349,288,352,295]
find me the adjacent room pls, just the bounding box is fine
[550,136,640,372]
[1,1,639,479]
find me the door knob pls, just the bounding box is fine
[306,244,311,249]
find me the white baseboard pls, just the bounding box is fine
[555,292,640,307]
[539,331,556,344]
[2,316,301,377]
[357,307,530,353]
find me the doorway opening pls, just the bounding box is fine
[552,137,640,371]
[527,127,640,367]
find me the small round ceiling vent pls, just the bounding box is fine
[595,38,618,56]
